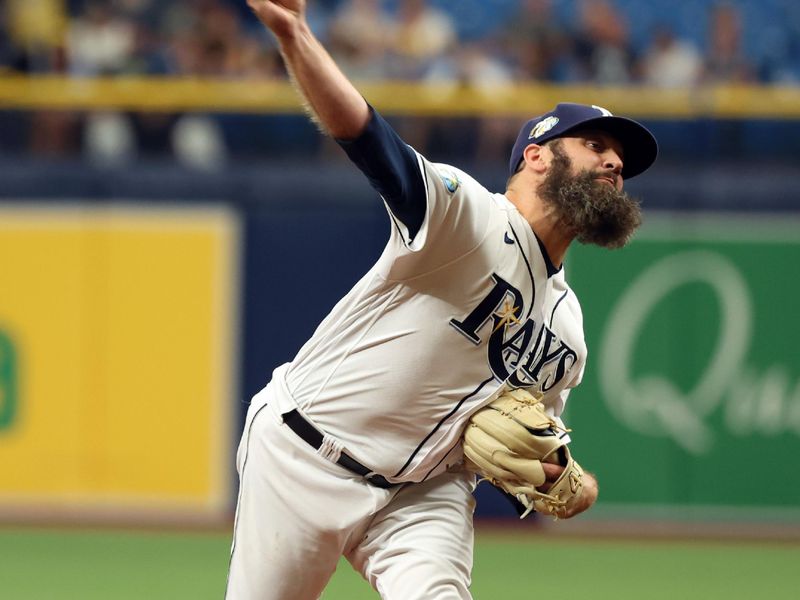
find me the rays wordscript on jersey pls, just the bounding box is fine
[450,273,578,392]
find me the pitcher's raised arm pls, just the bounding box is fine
[247,0,370,139]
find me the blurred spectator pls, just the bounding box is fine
[196,0,244,75]
[66,2,141,164]
[703,1,754,83]
[502,0,574,82]
[66,1,135,75]
[572,0,636,84]
[124,17,171,75]
[7,0,76,156]
[5,0,67,72]
[389,0,457,79]
[423,42,514,98]
[164,0,240,76]
[420,41,517,162]
[638,25,703,87]
[171,113,228,170]
[328,0,395,80]
[83,111,136,165]
[236,38,285,79]
[158,3,235,167]
[0,10,17,72]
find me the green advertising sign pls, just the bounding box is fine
[565,214,800,520]
[0,330,16,431]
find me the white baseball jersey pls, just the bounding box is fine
[268,151,587,484]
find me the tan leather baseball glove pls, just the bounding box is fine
[462,388,584,519]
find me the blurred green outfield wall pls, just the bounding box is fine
[566,213,800,519]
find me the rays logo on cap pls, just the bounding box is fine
[592,105,613,116]
[529,116,559,139]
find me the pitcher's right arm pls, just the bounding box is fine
[247,0,370,140]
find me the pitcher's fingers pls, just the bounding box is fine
[541,462,565,481]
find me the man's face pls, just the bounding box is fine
[536,135,642,249]
[558,130,625,191]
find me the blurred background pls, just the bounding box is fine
[1,0,799,598]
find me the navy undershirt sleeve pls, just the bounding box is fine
[336,106,427,241]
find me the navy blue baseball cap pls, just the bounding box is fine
[508,103,658,179]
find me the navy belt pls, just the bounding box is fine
[282,409,399,489]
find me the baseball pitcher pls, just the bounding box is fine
[226,2,658,598]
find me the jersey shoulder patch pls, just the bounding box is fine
[437,167,462,193]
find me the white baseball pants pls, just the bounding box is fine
[225,389,476,600]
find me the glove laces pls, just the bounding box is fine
[516,488,567,519]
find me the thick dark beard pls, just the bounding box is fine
[537,142,642,249]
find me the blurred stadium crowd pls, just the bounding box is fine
[1,0,799,164]
[4,0,800,83]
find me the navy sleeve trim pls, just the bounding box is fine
[336,106,427,241]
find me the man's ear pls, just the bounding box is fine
[522,143,549,174]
